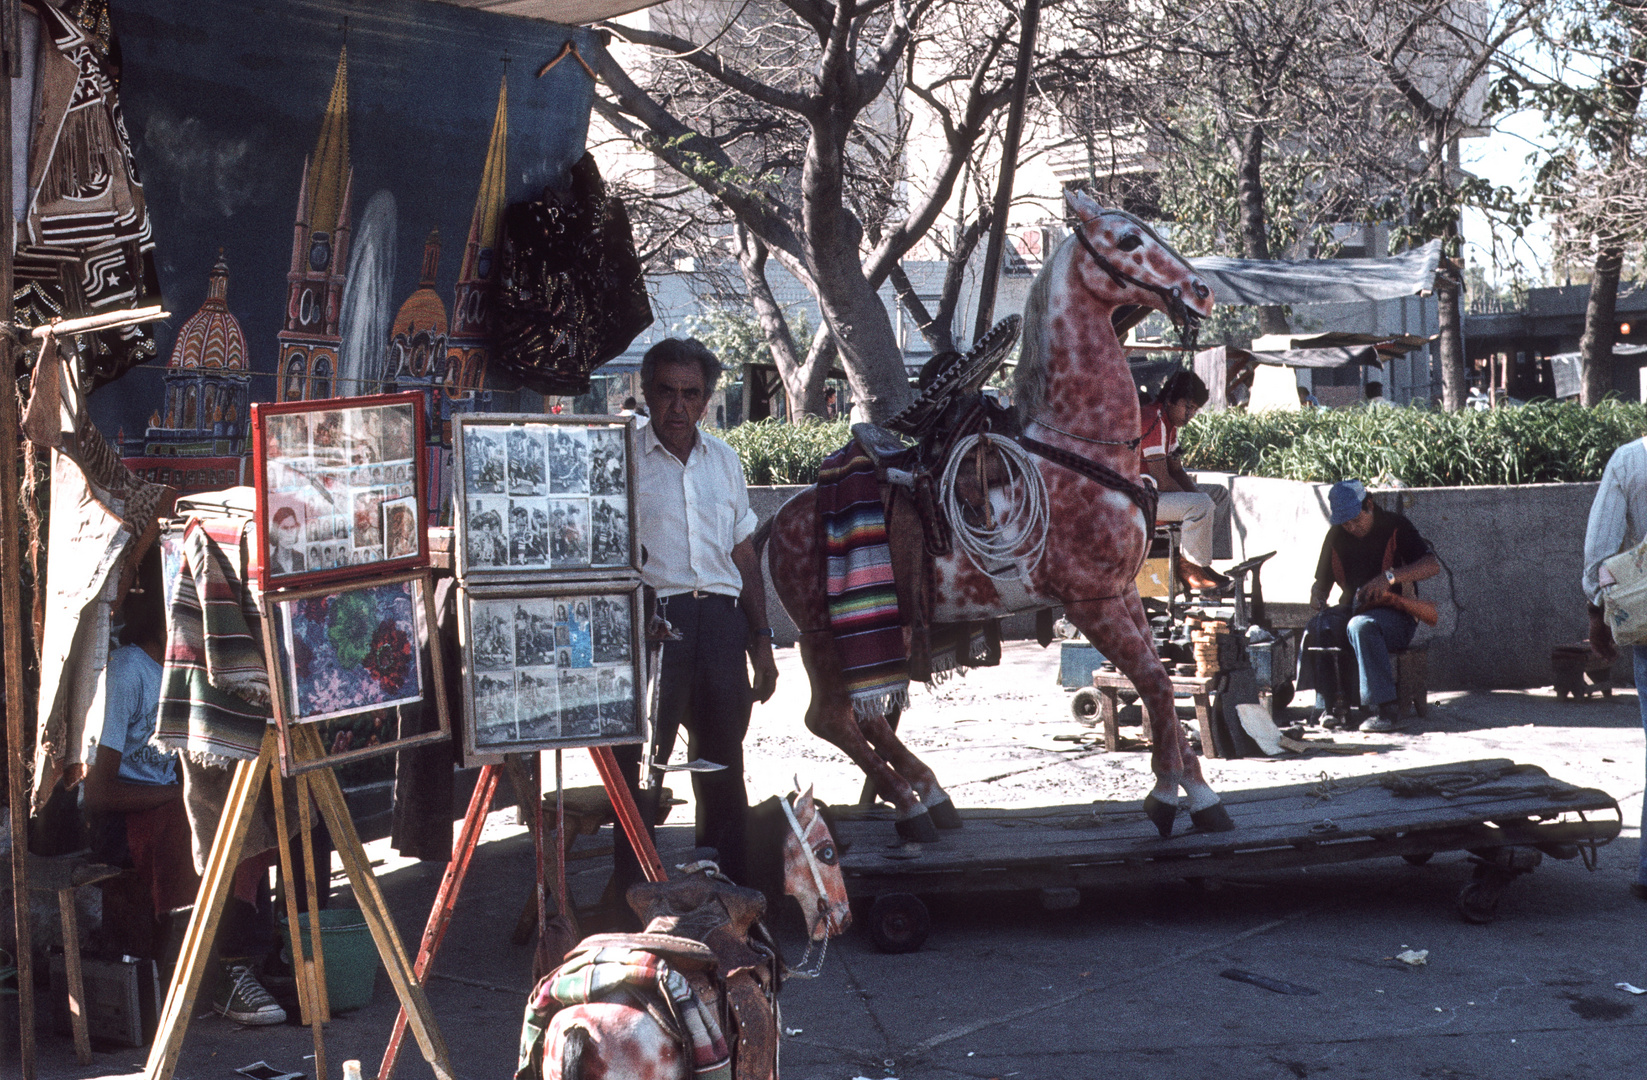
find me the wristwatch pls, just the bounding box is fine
[1384,569,1397,585]
[750,627,775,639]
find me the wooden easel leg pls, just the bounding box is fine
[145,733,274,1080]
[376,764,499,1080]
[292,726,452,1080]
[296,772,328,1080]
[589,746,665,883]
[56,888,90,1065]
[269,767,314,1027]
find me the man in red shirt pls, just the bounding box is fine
[1140,372,1225,590]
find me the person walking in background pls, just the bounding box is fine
[1581,435,1647,902]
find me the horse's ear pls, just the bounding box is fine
[795,785,816,815]
[1064,188,1104,227]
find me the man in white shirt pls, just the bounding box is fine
[1581,435,1647,902]
[615,338,778,888]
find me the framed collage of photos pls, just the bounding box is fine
[260,569,451,776]
[251,392,428,590]
[457,582,644,756]
[452,414,639,582]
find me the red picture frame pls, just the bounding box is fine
[250,391,428,590]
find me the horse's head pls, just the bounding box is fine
[781,787,851,943]
[1061,190,1215,353]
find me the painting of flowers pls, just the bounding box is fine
[276,578,424,723]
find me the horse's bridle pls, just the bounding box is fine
[779,793,835,978]
[1071,224,1206,355]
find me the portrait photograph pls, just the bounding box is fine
[548,499,590,568]
[383,496,420,560]
[507,425,549,496]
[588,428,627,497]
[470,599,516,671]
[514,600,557,667]
[464,426,507,494]
[548,427,589,495]
[592,595,633,664]
[353,488,386,548]
[466,497,510,568]
[509,498,549,567]
[589,496,630,567]
[473,673,517,745]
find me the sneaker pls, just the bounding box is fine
[1322,710,1352,731]
[1360,706,1402,734]
[213,963,287,1026]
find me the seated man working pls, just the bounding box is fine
[1300,480,1441,732]
[85,547,286,1027]
[1140,371,1227,590]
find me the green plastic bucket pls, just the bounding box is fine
[279,909,378,1012]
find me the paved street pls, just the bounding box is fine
[38,642,1646,1080]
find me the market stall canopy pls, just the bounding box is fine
[1247,345,1381,369]
[1548,344,1647,399]
[430,0,663,25]
[1190,240,1444,307]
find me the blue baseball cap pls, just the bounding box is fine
[1328,480,1368,525]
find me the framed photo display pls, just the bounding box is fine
[260,569,451,776]
[457,582,644,756]
[251,392,427,589]
[452,414,638,581]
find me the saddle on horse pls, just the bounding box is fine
[517,867,782,1080]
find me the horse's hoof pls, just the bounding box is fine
[895,810,940,843]
[1142,793,1178,838]
[926,798,963,830]
[1190,802,1236,832]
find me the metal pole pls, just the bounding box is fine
[971,0,1041,347]
[0,3,36,1073]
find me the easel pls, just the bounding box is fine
[145,725,454,1080]
[376,744,663,1080]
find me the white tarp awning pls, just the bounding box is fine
[1191,240,1444,307]
[429,0,660,25]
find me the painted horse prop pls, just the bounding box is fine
[519,788,850,1080]
[764,191,1229,842]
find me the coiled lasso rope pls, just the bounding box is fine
[939,433,1050,578]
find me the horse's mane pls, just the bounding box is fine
[1013,233,1076,425]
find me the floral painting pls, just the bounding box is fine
[276,579,424,723]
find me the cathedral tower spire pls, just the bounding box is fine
[449,71,508,394]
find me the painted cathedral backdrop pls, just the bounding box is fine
[90,0,596,501]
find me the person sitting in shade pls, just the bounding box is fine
[1297,384,1321,408]
[1139,371,1228,591]
[85,547,287,1026]
[1299,480,1441,732]
[1364,381,1392,407]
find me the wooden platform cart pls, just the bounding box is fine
[833,759,1621,953]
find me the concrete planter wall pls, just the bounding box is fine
[1228,476,1622,691]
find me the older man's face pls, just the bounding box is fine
[644,360,710,448]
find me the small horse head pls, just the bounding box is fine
[1060,190,1215,352]
[781,786,852,942]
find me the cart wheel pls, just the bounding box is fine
[1402,852,1433,866]
[868,893,930,953]
[1456,880,1502,924]
[1071,687,1101,724]
[1271,680,1295,711]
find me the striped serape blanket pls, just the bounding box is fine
[156,517,271,763]
[817,440,907,718]
[516,943,730,1080]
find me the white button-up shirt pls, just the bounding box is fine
[1583,437,1647,605]
[636,420,758,598]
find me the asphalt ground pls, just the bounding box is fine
[30,642,1647,1080]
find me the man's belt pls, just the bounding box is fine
[1015,434,1159,534]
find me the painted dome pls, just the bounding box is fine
[169,252,248,370]
[392,229,448,338]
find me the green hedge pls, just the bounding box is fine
[723,418,854,485]
[721,402,1647,488]
[1180,400,1647,487]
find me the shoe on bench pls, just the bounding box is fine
[213,963,287,1026]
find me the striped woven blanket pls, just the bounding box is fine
[817,440,907,718]
[515,943,730,1080]
[156,518,272,762]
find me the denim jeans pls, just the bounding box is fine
[1308,604,1416,711]
[1633,647,1647,887]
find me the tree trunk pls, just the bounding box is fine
[1581,247,1623,406]
[1435,267,1467,411]
[1236,122,1289,337]
[735,225,831,418]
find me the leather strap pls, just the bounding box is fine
[1016,434,1159,534]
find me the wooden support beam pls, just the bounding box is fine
[293,725,453,1080]
[146,736,274,1080]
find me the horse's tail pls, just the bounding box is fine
[559,1025,592,1080]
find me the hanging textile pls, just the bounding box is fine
[26,333,175,809]
[495,152,652,394]
[15,0,161,390]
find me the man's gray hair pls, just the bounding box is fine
[641,337,721,394]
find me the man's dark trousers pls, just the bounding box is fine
[615,592,752,886]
